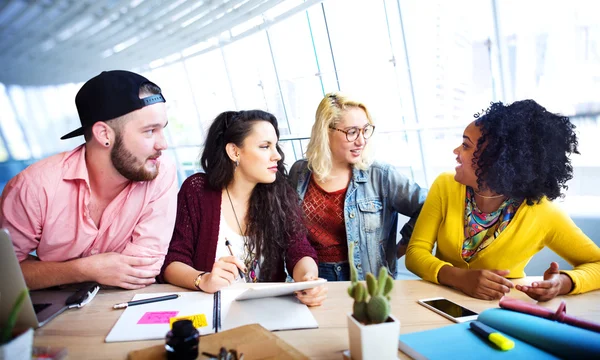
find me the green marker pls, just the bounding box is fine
[470,321,515,351]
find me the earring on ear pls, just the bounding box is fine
[235,159,239,167]
[105,142,110,146]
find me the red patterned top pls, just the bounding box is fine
[302,177,348,263]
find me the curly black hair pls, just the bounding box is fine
[201,110,306,280]
[473,100,579,205]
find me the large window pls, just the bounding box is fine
[1,0,598,207]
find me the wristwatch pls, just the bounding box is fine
[194,271,208,290]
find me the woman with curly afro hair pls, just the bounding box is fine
[406,99,600,301]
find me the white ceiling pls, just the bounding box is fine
[0,0,322,86]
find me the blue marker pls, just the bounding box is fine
[470,321,515,351]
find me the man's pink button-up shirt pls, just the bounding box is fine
[0,145,178,272]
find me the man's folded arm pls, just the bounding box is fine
[120,161,178,273]
[20,257,89,290]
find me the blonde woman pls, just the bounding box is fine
[289,93,427,281]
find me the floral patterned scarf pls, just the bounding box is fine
[462,187,521,262]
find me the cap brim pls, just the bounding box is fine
[60,127,85,140]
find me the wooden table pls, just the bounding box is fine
[33,278,600,359]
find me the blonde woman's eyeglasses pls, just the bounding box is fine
[329,124,375,142]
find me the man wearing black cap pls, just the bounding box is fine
[0,70,178,290]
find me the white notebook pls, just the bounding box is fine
[105,282,323,342]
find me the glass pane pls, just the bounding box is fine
[306,4,339,92]
[27,85,82,153]
[400,0,496,130]
[324,0,405,130]
[0,83,31,160]
[184,48,236,132]
[0,127,8,162]
[55,84,82,150]
[23,88,54,154]
[147,62,204,147]
[568,115,600,197]
[8,86,43,158]
[419,128,464,186]
[278,137,310,171]
[497,0,600,115]
[46,84,81,152]
[374,130,426,185]
[221,32,288,133]
[164,146,201,187]
[268,11,324,137]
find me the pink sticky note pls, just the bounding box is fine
[137,311,179,324]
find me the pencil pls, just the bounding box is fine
[112,294,180,309]
[225,239,246,283]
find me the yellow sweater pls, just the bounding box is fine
[406,173,600,294]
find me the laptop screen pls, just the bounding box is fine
[0,228,41,330]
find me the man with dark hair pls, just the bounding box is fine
[0,70,178,290]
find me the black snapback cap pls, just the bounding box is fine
[61,70,166,140]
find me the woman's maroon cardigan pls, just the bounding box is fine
[159,173,317,283]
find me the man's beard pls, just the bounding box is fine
[111,134,160,181]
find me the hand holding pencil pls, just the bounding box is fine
[201,241,247,293]
[225,239,247,283]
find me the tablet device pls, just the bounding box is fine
[235,278,327,301]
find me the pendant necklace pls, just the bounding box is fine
[225,187,257,282]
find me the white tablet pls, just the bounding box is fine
[235,278,327,301]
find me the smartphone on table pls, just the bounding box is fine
[417,297,478,323]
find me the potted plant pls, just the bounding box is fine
[346,243,400,360]
[1,289,33,360]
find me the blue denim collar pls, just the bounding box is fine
[352,166,368,183]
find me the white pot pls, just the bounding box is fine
[0,328,33,360]
[347,312,400,360]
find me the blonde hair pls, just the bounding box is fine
[305,92,374,182]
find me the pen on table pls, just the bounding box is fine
[470,321,515,351]
[225,239,246,283]
[212,292,217,332]
[213,291,221,333]
[217,290,221,331]
[112,294,180,309]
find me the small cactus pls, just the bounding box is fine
[347,243,394,325]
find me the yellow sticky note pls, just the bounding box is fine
[169,313,208,329]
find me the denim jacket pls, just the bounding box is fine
[288,160,427,279]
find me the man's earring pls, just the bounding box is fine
[105,142,109,146]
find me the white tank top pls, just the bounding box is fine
[216,206,260,282]
[216,211,247,262]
